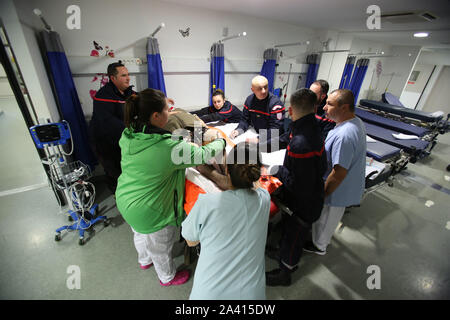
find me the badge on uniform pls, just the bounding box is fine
[272,105,283,120]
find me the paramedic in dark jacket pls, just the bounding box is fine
[89,62,135,192]
[310,79,328,117]
[191,89,242,123]
[265,88,327,287]
[310,79,336,139]
[230,75,284,141]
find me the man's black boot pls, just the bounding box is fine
[266,268,291,287]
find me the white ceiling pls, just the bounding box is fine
[162,0,450,50]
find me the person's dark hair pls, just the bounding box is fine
[107,61,125,79]
[313,79,329,95]
[290,88,317,114]
[212,89,225,100]
[124,88,167,131]
[226,142,261,189]
[331,89,355,112]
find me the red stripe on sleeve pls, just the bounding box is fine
[93,97,126,104]
[219,105,233,114]
[287,145,325,159]
[248,109,270,116]
[315,114,335,123]
[270,106,285,114]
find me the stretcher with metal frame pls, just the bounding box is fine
[359,99,449,135]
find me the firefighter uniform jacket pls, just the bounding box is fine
[191,101,242,123]
[236,92,285,140]
[273,113,327,224]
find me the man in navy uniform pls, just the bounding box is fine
[230,75,284,141]
[89,62,134,192]
[265,88,327,286]
[310,80,336,139]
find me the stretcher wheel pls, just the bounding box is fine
[103,219,110,227]
[78,238,85,246]
[55,233,61,242]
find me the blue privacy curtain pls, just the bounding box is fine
[210,42,225,105]
[40,31,96,170]
[305,54,320,88]
[349,58,370,103]
[147,37,167,95]
[339,56,356,89]
[260,48,278,93]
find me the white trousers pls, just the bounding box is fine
[131,225,177,283]
[312,205,346,251]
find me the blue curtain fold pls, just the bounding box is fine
[260,48,278,93]
[348,60,361,93]
[349,58,370,103]
[339,56,356,89]
[210,42,225,105]
[41,31,96,170]
[305,54,319,88]
[147,37,167,95]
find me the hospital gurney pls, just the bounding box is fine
[359,99,449,134]
[363,120,432,161]
[184,122,398,211]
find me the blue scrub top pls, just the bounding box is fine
[324,117,367,207]
[181,187,270,300]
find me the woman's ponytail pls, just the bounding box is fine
[226,142,262,189]
[124,89,167,131]
[124,94,140,130]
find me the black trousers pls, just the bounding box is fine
[278,212,311,271]
[91,141,121,193]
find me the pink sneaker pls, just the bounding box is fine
[160,270,190,287]
[140,263,153,270]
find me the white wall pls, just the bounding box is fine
[14,0,316,117]
[0,65,14,96]
[414,49,450,111]
[316,30,353,93]
[422,66,450,115]
[1,0,59,123]
[399,64,434,109]
[383,45,421,100]
[416,50,450,66]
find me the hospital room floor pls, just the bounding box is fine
[0,133,449,300]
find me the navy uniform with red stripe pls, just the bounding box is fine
[315,114,336,139]
[191,101,242,123]
[315,95,327,117]
[88,81,135,191]
[236,92,285,139]
[271,113,327,271]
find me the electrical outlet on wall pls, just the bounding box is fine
[121,58,143,65]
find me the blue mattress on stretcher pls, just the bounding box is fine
[366,138,401,162]
[360,99,443,123]
[363,122,429,154]
[356,107,429,137]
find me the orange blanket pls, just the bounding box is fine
[184,175,282,218]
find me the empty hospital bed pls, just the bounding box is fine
[359,99,449,134]
[356,107,435,161]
